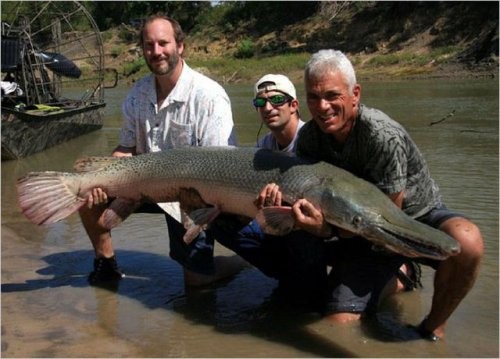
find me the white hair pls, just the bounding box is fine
[305,49,357,94]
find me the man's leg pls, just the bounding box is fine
[421,217,483,339]
[79,204,124,284]
[167,214,247,287]
[324,237,404,322]
[207,217,349,311]
[211,218,280,277]
[275,231,328,309]
[211,216,328,309]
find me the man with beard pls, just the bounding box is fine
[80,14,238,287]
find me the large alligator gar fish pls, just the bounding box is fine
[16,146,460,260]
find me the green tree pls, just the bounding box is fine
[90,1,211,32]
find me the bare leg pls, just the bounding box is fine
[422,217,483,338]
[378,217,483,339]
[79,204,115,258]
[324,216,483,340]
[79,204,124,284]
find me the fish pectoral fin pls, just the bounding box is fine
[99,198,140,229]
[182,207,221,244]
[256,206,295,236]
[73,156,118,172]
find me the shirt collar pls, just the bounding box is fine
[146,60,193,105]
[167,60,192,104]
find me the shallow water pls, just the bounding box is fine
[2,78,498,357]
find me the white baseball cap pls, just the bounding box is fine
[253,74,297,99]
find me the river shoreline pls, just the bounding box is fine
[117,51,498,87]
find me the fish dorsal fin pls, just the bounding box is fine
[256,206,295,236]
[73,156,119,172]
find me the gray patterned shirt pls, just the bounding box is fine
[119,61,236,153]
[297,104,442,218]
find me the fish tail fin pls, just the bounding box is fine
[16,172,86,225]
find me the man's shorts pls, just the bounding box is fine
[414,203,468,269]
[324,203,466,315]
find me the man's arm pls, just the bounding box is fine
[112,145,136,157]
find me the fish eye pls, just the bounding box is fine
[352,215,362,227]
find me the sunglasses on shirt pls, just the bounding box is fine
[253,94,292,108]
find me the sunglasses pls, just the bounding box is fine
[253,94,292,108]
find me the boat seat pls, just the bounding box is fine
[1,37,21,72]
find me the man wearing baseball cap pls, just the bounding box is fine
[253,74,304,152]
[211,74,327,309]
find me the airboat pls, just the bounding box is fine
[1,1,115,160]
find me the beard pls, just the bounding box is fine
[146,50,181,76]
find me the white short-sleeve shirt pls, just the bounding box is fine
[119,61,236,153]
[118,62,236,221]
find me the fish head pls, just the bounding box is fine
[306,178,461,260]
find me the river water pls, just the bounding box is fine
[1,78,498,358]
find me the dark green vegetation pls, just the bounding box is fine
[3,1,497,82]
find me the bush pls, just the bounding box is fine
[110,45,126,58]
[118,27,137,43]
[234,38,255,59]
[123,58,145,76]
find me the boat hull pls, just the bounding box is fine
[1,103,105,160]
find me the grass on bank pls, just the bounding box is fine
[366,46,460,67]
[120,46,461,84]
[188,52,310,83]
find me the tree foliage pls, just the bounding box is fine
[2,1,496,66]
[86,1,319,35]
[86,1,211,32]
[194,1,318,37]
[1,1,321,37]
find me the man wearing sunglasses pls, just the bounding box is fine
[211,74,328,309]
[252,74,304,153]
